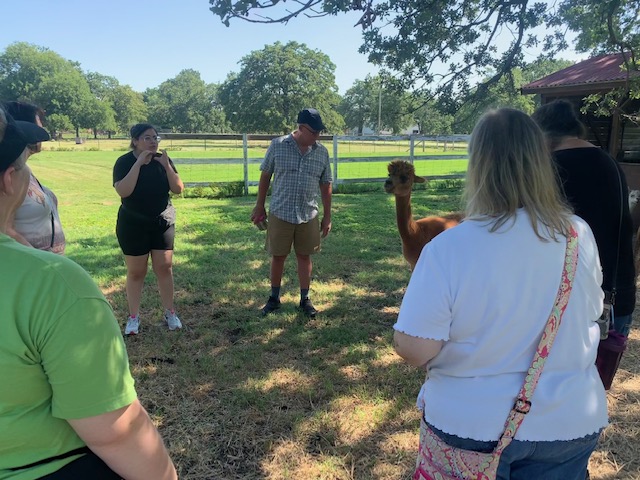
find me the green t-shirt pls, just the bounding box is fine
[0,235,137,479]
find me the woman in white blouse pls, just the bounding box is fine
[3,101,65,254]
[394,108,607,479]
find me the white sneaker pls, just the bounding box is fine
[164,310,182,331]
[124,315,140,335]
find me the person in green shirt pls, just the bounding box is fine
[0,108,177,479]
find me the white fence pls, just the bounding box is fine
[161,133,470,195]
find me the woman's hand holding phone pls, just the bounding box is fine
[135,150,155,166]
[154,149,170,168]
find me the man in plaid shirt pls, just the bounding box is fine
[251,108,333,318]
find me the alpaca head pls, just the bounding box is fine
[384,159,426,196]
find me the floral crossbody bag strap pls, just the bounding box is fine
[492,225,579,456]
[414,227,579,480]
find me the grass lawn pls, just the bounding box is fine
[27,152,640,479]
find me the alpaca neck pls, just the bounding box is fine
[394,192,417,239]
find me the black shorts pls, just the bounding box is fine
[116,207,175,256]
[38,451,121,479]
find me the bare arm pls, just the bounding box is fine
[393,330,443,368]
[251,170,273,224]
[157,150,184,194]
[5,225,33,247]
[320,182,332,238]
[68,399,177,480]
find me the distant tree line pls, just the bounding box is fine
[0,41,572,137]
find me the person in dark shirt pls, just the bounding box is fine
[533,100,636,336]
[113,123,184,335]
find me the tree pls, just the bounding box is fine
[218,41,345,134]
[451,58,576,133]
[0,42,100,136]
[111,85,147,133]
[339,75,413,134]
[209,0,639,109]
[85,72,147,135]
[339,80,371,135]
[46,113,73,139]
[410,95,454,135]
[145,69,228,133]
[557,0,640,120]
[80,97,117,139]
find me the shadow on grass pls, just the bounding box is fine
[70,190,454,479]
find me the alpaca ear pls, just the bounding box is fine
[414,176,426,184]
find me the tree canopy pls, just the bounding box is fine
[209,0,640,111]
[339,75,413,134]
[218,41,345,134]
[145,69,229,133]
[0,42,100,135]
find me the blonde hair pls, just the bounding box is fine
[463,108,573,240]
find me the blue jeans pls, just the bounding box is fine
[427,423,601,480]
[613,313,633,336]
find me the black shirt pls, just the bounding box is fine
[554,147,636,315]
[113,151,178,218]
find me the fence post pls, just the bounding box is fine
[333,135,339,183]
[409,135,415,164]
[243,133,249,196]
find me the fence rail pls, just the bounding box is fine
[161,133,470,194]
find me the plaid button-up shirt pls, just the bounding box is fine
[260,134,332,224]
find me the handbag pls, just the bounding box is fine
[596,329,628,390]
[413,226,579,480]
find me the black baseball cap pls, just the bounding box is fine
[0,112,50,170]
[297,108,326,132]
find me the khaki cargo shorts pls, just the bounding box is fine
[265,213,321,256]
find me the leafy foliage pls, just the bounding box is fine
[86,72,147,133]
[218,41,345,134]
[339,75,413,134]
[145,69,229,133]
[0,42,97,134]
[209,0,640,110]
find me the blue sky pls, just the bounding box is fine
[3,0,586,95]
[2,0,381,94]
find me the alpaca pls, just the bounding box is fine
[384,160,463,269]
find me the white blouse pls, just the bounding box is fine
[14,174,65,254]
[394,211,608,441]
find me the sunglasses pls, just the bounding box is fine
[141,135,161,143]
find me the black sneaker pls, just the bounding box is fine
[261,296,281,315]
[299,297,318,318]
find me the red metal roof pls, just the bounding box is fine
[521,53,639,92]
